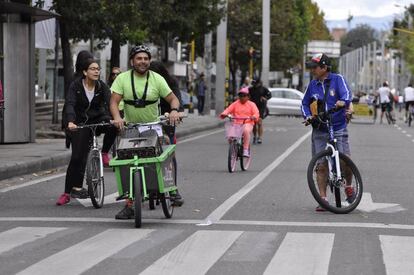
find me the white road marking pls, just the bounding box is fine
[140,230,242,275]
[357,192,405,213]
[0,173,66,193]
[76,192,123,207]
[16,229,153,275]
[2,217,414,230]
[380,235,414,275]
[0,227,66,254]
[179,129,223,144]
[264,233,334,275]
[198,131,312,225]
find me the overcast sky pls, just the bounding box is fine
[312,0,413,20]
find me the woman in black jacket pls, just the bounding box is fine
[56,58,116,205]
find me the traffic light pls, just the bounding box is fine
[181,43,190,61]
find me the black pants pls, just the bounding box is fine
[197,95,205,114]
[64,125,117,194]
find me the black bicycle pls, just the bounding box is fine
[76,122,113,208]
[306,108,363,214]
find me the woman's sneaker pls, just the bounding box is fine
[315,197,328,212]
[70,188,89,199]
[56,193,70,206]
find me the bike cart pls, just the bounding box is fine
[109,127,178,228]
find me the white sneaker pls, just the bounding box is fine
[243,149,250,157]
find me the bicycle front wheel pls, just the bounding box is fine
[307,149,363,214]
[240,144,251,171]
[160,158,176,218]
[227,140,238,173]
[86,149,104,209]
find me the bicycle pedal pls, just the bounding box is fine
[115,192,129,201]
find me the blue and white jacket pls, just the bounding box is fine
[301,72,352,131]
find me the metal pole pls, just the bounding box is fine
[204,32,212,115]
[52,19,59,124]
[262,0,270,87]
[372,41,377,93]
[215,0,228,115]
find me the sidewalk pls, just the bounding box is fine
[0,111,223,181]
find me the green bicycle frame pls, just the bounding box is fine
[110,145,177,200]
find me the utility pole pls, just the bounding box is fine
[52,19,59,124]
[262,0,270,87]
[204,32,212,115]
[215,0,228,116]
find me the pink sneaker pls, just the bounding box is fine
[56,193,70,206]
[102,152,110,167]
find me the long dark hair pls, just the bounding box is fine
[74,50,94,79]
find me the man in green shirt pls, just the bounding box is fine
[110,45,182,219]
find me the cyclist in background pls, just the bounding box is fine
[149,60,184,144]
[301,53,354,212]
[110,45,182,220]
[220,87,259,157]
[376,81,395,124]
[403,82,414,123]
[249,76,271,144]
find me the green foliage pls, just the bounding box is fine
[340,24,378,54]
[391,4,414,74]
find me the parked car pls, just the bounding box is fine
[267,88,304,116]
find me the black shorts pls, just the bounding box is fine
[405,101,414,111]
[381,103,392,112]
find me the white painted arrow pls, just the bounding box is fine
[76,192,123,207]
[357,192,406,213]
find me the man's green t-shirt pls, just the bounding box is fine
[111,70,171,123]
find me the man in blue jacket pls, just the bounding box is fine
[301,53,355,211]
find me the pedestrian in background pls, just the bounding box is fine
[249,76,271,144]
[195,73,206,115]
[403,82,414,123]
[57,58,116,206]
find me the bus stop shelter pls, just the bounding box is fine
[0,1,59,143]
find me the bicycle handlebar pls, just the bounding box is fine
[75,121,113,129]
[224,115,256,121]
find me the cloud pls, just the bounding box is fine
[313,0,412,20]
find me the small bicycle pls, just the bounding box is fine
[224,116,253,173]
[306,108,363,214]
[76,122,113,209]
[110,116,181,228]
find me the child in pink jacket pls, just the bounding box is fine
[220,87,259,157]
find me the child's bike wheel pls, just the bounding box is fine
[307,149,363,214]
[133,170,143,228]
[240,145,251,171]
[86,150,104,209]
[227,141,238,173]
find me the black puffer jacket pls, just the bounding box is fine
[64,78,112,126]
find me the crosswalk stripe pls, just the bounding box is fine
[16,229,153,275]
[380,235,414,275]
[0,227,67,254]
[140,230,243,275]
[263,232,334,275]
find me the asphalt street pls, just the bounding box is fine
[1,115,413,275]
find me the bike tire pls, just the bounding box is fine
[227,141,238,173]
[160,157,176,218]
[133,170,143,228]
[307,149,363,214]
[240,144,251,171]
[86,149,104,209]
[409,113,412,127]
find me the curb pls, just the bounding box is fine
[1,121,224,181]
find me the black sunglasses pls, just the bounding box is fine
[238,93,248,97]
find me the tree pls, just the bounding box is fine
[391,4,414,74]
[340,24,378,54]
